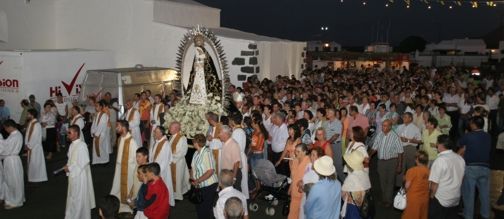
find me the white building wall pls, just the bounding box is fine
[0,0,305,86]
[0,0,58,49]
[54,0,184,68]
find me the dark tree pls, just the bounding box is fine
[396,36,427,53]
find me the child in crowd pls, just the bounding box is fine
[131,165,155,219]
[143,163,170,219]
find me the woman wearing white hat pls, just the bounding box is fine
[341,151,371,219]
[344,126,370,174]
[304,155,341,219]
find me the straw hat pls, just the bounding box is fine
[343,151,365,172]
[313,156,336,176]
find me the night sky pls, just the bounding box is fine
[196,0,502,46]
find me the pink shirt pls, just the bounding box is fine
[348,113,369,138]
[220,138,241,171]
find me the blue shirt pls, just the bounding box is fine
[0,106,10,122]
[136,183,156,211]
[324,119,342,142]
[304,179,342,219]
[458,130,491,167]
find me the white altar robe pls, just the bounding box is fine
[124,108,142,147]
[25,119,48,182]
[231,128,249,199]
[91,112,110,164]
[149,103,165,148]
[110,133,139,213]
[150,136,176,206]
[169,133,190,200]
[0,130,25,207]
[207,124,223,174]
[65,139,95,219]
[70,115,85,142]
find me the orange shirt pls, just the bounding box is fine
[251,131,265,153]
[312,140,333,158]
[402,165,430,219]
[290,156,311,198]
[285,138,301,159]
[139,100,151,121]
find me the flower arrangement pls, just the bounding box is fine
[163,93,226,138]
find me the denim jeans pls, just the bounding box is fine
[462,165,490,219]
[249,153,264,170]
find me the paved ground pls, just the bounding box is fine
[0,146,403,219]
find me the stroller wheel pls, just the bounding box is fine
[271,199,279,206]
[249,203,259,212]
[265,207,275,216]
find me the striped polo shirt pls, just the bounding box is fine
[372,130,404,160]
[191,146,218,187]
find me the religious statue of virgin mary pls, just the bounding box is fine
[164,26,230,138]
[185,34,222,105]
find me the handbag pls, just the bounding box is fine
[188,185,203,204]
[393,187,407,210]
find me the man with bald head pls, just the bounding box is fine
[370,119,404,207]
[219,125,242,192]
[213,170,248,219]
[168,121,190,200]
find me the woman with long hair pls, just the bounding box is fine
[275,124,301,175]
[249,113,269,168]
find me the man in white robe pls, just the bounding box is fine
[168,122,190,200]
[123,100,142,147]
[150,125,176,206]
[229,113,249,199]
[110,120,139,213]
[70,105,85,141]
[91,100,110,164]
[0,120,25,209]
[149,95,165,148]
[64,125,95,219]
[25,109,48,182]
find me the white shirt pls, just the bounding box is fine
[54,101,67,116]
[270,123,289,153]
[429,150,465,207]
[458,99,472,114]
[396,123,421,147]
[442,93,460,112]
[213,186,248,219]
[486,95,499,110]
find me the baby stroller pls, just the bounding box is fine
[249,159,290,216]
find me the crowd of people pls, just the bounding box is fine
[0,65,503,219]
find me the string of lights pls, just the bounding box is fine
[355,0,500,8]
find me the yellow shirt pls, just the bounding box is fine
[422,128,442,161]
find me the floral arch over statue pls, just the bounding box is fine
[164,26,230,138]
